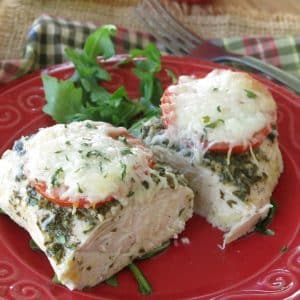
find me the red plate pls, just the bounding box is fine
[0,56,299,300]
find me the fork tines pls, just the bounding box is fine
[137,0,201,55]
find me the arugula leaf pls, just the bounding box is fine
[42,25,163,129]
[65,48,110,81]
[84,25,116,60]
[84,87,144,127]
[131,43,163,109]
[42,75,84,123]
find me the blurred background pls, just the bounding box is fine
[0,0,300,61]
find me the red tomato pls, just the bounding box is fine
[208,126,271,153]
[33,181,114,209]
[160,88,272,154]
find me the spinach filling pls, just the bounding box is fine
[25,185,120,264]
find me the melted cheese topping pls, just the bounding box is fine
[23,121,152,206]
[164,69,276,148]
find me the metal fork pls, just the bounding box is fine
[137,0,300,95]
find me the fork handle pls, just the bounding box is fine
[212,55,300,95]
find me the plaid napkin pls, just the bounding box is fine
[1,15,300,85]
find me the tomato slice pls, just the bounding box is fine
[33,181,114,209]
[31,128,154,208]
[208,126,271,153]
[160,87,272,154]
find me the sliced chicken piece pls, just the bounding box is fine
[137,115,282,245]
[0,121,193,290]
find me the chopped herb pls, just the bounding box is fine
[217,105,222,112]
[105,274,119,287]
[244,89,257,99]
[29,239,41,251]
[255,199,277,235]
[127,191,134,197]
[120,161,127,180]
[121,148,133,156]
[202,115,210,124]
[280,245,288,253]
[141,180,149,189]
[0,208,5,214]
[205,118,224,129]
[26,186,40,206]
[227,200,237,208]
[219,190,225,199]
[83,223,96,234]
[85,123,97,129]
[51,168,64,187]
[65,140,71,146]
[86,150,110,161]
[128,263,152,295]
[213,87,219,92]
[54,150,63,154]
[118,136,127,144]
[77,183,83,193]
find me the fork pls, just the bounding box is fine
[137,0,300,95]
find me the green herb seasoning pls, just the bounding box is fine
[51,168,64,187]
[205,118,224,129]
[121,148,133,156]
[120,161,127,180]
[86,150,110,161]
[203,149,267,201]
[118,136,127,144]
[202,115,210,124]
[244,89,257,99]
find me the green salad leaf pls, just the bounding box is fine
[42,75,83,123]
[42,25,163,128]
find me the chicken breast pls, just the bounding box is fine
[0,121,193,290]
[135,70,283,246]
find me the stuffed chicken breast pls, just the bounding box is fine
[0,120,193,290]
[137,69,283,246]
